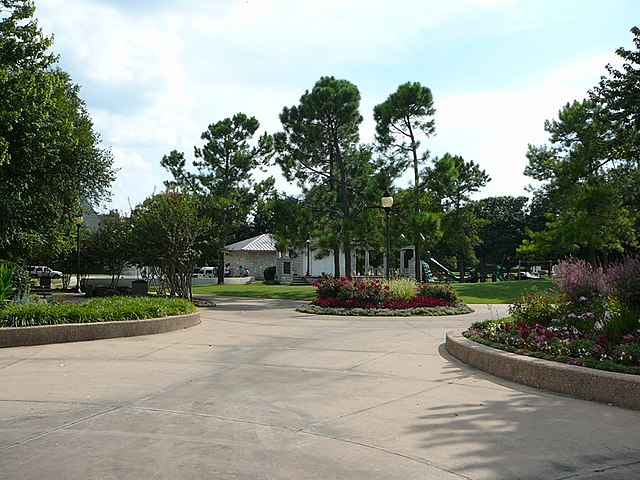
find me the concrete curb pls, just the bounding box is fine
[0,312,201,348]
[446,329,640,410]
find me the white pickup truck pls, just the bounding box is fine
[26,265,63,279]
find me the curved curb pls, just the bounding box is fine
[446,329,640,410]
[0,312,201,348]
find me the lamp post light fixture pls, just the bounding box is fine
[306,239,311,277]
[381,190,393,279]
[74,214,84,293]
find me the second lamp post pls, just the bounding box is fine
[381,191,393,279]
[74,214,84,293]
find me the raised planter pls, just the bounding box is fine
[0,312,201,348]
[446,329,640,410]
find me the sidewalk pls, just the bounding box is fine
[0,298,638,479]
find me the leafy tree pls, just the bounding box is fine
[522,99,636,265]
[476,196,528,269]
[161,149,197,193]
[276,76,380,277]
[85,211,132,288]
[0,0,115,260]
[161,114,274,282]
[425,153,490,280]
[129,193,208,299]
[374,82,436,280]
[193,113,274,283]
[592,26,640,163]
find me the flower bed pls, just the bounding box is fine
[298,275,471,316]
[464,257,640,375]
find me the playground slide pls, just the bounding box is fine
[429,257,458,280]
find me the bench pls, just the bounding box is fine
[31,277,52,298]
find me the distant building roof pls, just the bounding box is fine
[226,233,277,252]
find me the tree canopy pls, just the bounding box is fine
[0,0,115,261]
[374,82,436,280]
[521,99,636,264]
[275,76,384,277]
[425,153,490,279]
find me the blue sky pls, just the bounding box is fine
[33,0,640,213]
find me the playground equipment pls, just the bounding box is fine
[426,252,458,281]
[421,260,434,283]
[496,264,507,281]
[466,266,479,283]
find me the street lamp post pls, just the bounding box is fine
[306,239,311,277]
[74,214,84,293]
[381,191,394,280]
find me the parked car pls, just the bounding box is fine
[198,266,216,278]
[26,265,63,279]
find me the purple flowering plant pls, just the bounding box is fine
[466,256,640,374]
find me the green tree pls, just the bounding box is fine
[425,153,490,281]
[129,193,207,299]
[0,0,114,260]
[374,82,436,280]
[85,211,132,288]
[276,76,378,277]
[161,114,274,281]
[193,113,274,283]
[476,196,528,269]
[160,149,197,193]
[522,99,636,265]
[592,26,640,163]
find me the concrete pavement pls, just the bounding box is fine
[0,298,639,479]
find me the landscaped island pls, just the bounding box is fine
[297,275,473,316]
[464,257,640,375]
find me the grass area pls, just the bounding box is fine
[192,278,555,304]
[451,278,554,304]
[192,282,316,301]
[0,296,197,328]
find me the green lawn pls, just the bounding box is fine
[451,278,554,304]
[192,282,317,301]
[192,278,555,304]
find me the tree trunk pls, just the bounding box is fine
[458,256,465,283]
[409,122,421,283]
[587,243,597,268]
[217,251,225,285]
[336,137,352,278]
[333,245,341,277]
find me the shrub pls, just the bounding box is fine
[263,266,276,281]
[606,257,640,311]
[0,296,196,327]
[10,264,31,300]
[418,283,459,305]
[601,301,640,337]
[0,263,13,304]
[554,257,606,303]
[385,277,418,301]
[508,291,559,327]
[554,257,607,330]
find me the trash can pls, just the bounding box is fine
[131,279,148,296]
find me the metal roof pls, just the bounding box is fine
[226,233,277,252]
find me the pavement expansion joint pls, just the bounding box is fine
[346,347,405,370]
[553,459,640,479]
[296,428,474,480]
[309,382,449,429]
[0,406,118,453]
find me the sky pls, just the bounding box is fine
[31,0,640,213]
